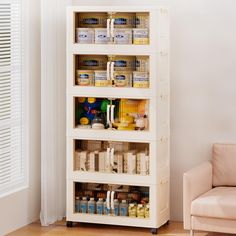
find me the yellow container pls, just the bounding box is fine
[76,70,94,86]
[136,56,149,72]
[94,70,109,87]
[114,71,132,87]
[133,29,149,45]
[133,72,149,88]
[137,204,145,218]
[79,55,107,70]
[128,203,137,217]
[144,203,150,218]
[113,13,135,28]
[111,56,135,71]
[78,13,107,28]
[135,13,149,28]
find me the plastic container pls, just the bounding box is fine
[144,203,150,218]
[113,199,120,216]
[137,204,145,218]
[96,198,104,215]
[78,55,107,70]
[128,203,137,217]
[76,70,94,86]
[76,28,94,44]
[94,70,109,87]
[133,72,149,88]
[135,56,149,72]
[114,71,132,87]
[135,13,149,28]
[78,13,107,28]
[80,197,88,213]
[111,56,135,71]
[119,200,128,216]
[88,197,96,214]
[114,29,132,44]
[133,29,149,45]
[95,28,109,44]
[75,196,80,213]
[113,13,135,28]
[103,201,110,215]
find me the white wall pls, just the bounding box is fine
[0,0,41,234]
[170,0,236,220]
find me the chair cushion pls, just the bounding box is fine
[191,187,236,220]
[212,143,236,187]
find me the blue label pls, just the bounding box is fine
[82,18,99,25]
[104,206,110,215]
[79,34,88,38]
[115,18,127,25]
[115,34,124,39]
[114,207,119,216]
[88,204,95,214]
[80,203,87,213]
[79,74,89,79]
[97,205,103,215]
[98,34,107,39]
[116,75,125,81]
[83,60,99,67]
[120,207,127,216]
[115,60,127,68]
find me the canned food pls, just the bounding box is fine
[135,13,149,28]
[114,29,132,45]
[133,28,149,45]
[76,70,94,86]
[79,55,107,70]
[111,56,135,71]
[113,13,135,28]
[133,72,149,88]
[136,56,149,72]
[114,71,132,87]
[78,13,107,28]
[76,28,94,44]
[94,70,109,87]
[95,28,109,44]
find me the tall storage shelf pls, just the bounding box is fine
[66,4,169,234]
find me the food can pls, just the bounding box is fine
[111,56,135,71]
[133,28,149,45]
[94,70,109,87]
[79,55,107,70]
[136,56,149,72]
[114,71,132,87]
[135,13,149,28]
[95,28,109,44]
[78,13,107,28]
[133,72,149,88]
[113,13,135,28]
[76,70,94,86]
[114,29,132,45]
[75,28,94,44]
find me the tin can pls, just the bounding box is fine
[78,13,107,28]
[95,28,109,44]
[133,72,149,88]
[79,55,107,70]
[135,13,149,28]
[113,13,135,28]
[133,28,149,45]
[76,70,94,86]
[111,56,135,71]
[94,70,109,87]
[114,71,132,87]
[76,28,94,44]
[114,29,132,45]
[135,56,149,72]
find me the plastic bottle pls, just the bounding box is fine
[113,199,119,216]
[137,204,145,218]
[119,200,128,216]
[144,203,150,218]
[103,201,110,215]
[75,196,80,213]
[80,197,88,213]
[128,203,137,217]
[96,198,104,215]
[88,197,96,214]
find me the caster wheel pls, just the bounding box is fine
[151,228,158,234]
[66,221,73,227]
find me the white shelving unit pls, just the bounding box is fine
[66,3,169,234]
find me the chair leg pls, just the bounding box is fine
[190,230,194,236]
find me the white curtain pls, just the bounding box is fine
[40,0,71,226]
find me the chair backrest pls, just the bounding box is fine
[212,143,236,187]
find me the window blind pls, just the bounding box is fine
[0,0,26,197]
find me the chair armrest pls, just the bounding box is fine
[183,161,213,229]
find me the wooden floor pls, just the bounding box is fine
[8,221,232,236]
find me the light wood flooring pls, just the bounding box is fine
[8,221,232,236]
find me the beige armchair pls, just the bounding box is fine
[183,144,236,236]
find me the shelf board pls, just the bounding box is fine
[68,171,153,186]
[67,86,154,99]
[69,44,157,55]
[67,213,153,228]
[68,128,155,142]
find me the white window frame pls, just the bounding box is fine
[0,0,29,198]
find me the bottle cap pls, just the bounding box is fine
[114,199,119,202]
[75,196,80,200]
[122,200,126,203]
[82,197,87,200]
[90,197,94,201]
[98,198,103,201]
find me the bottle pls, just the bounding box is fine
[80,197,88,213]
[144,203,150,218]
[113,199,119,216]
[75,196,80,213]
[119,200,128,216]
[128,203,137,217]
[137,204,145,218]
[96,198,104,215]
[88,197,96,214]
[103,200,110,215]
